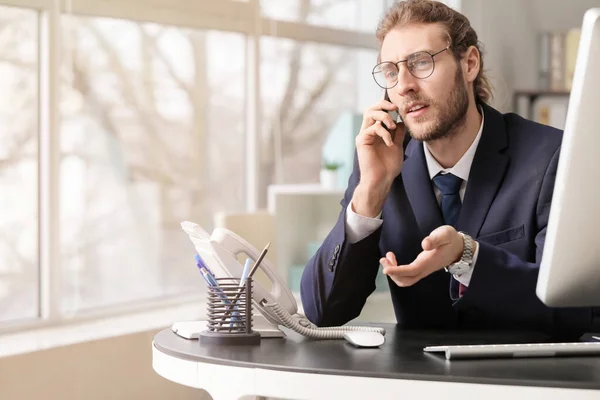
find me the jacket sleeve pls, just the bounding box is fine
[457,147,596,337]
[300,153,384,327]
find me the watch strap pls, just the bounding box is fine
[445,232,474,275]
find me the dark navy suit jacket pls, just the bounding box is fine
[300,103,596,338]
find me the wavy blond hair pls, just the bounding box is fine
[376,0,493,105]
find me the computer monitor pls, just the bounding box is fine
[536,8,600,307]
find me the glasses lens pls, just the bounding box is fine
[407,52,434,79]
[373,62,398,88]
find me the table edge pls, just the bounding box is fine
[152,341,600,391]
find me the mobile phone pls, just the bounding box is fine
[383,92,409,149]
[384,91,401,132]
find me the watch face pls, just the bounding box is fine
[448,261,470,275]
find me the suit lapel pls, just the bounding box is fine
[456,104,509,237]
[402,140,444,237]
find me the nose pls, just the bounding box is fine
[392,63,419,98]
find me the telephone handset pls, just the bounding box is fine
[181,221,386,339]
[181,221,296,326]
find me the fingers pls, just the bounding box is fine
[382,228,463,288]
[370,110,397,130]
[422,225,455,251]
[361,122,394,147]
[382,261,421,278]
[377,98,398,111]
[386,251,397,266]
[379,251,397,268]
[382,250,438,287]
[383,263,423,287]
[360,101,398,131]
[361,109,397,135]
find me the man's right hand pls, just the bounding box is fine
[352,98,406,218]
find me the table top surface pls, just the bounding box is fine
[153,324,600,390]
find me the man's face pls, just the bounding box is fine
[380,23,470,142]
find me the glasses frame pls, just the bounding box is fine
[372,46,451,89]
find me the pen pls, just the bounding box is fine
[246,242,270,279]
[198,265,240,325]
[199,267,220,288]
[195,254,215,278]
[240,258,252,286]
[195,259,225,303]
[223,242,271,322]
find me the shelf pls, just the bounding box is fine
[268,183,345,196]
[514,90,570,97]
[268,183,346,287]
[268,183,345,214]
[513,90,571,129]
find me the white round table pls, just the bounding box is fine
[152,325,600,400]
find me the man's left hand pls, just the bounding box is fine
[380,225,466,287]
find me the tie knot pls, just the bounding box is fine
[433,173,463,195]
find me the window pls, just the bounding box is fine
[261,0,386,32]
[0,0,382,330]
[259,37,379,202]
[59,16,246,312]
[0,6,39,323]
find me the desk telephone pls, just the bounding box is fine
[180,221,386,340]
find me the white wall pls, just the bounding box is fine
[0,328,209,400]
[461,0,600,112]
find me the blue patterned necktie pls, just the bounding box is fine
[432,172,463,228]
[432,172,466,298]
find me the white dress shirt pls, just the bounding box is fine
[345,109,484,287]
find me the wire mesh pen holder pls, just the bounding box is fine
[199,276,261,345]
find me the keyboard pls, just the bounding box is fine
[423,340,600,360]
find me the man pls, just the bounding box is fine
[300,0,598,337]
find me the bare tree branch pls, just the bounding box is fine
[145,27,194,102]
[0,153,36,170]
[0,56,35,69]
[76,21,180,178]
[129,164,176,185]
[276,0,312,126]
[0,94,38,171]
[139,24,158,116]
[71,51,121,141]
[284,54,346,141]
[0,230,34,273]
[285,121,330,153]
[81,23,159,138]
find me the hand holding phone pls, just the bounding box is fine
[352,91,407,217]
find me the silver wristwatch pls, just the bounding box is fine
[445,232,475,276]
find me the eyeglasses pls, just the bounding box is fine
[372,46,450,89]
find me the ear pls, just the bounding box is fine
[462,45,480,84]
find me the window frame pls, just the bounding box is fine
[0,0,383,333]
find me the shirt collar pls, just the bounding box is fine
[423,106,485,181]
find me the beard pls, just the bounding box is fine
[404,67,470,142]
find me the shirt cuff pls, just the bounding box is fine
[453,240,479,287]
[344,202,383,243]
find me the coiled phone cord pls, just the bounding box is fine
[263,301,386,339]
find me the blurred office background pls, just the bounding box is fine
[0,1,598,399]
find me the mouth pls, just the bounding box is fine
[404,103,430,119]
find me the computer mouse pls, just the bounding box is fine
[343,331,385,348]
